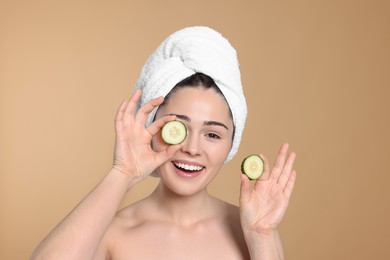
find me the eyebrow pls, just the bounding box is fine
[168,114,229,130]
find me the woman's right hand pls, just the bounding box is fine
[112,89,181,183]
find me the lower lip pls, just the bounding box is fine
[173,164,204,179]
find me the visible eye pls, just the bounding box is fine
[206,133,221,139]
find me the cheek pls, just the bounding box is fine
[207,141,232,163]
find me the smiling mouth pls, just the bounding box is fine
[173,162,205,173]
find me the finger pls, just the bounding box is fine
[123,89,142,126]
[147,115,177,136]
[254,154,269,189]
[154,143,182,166]
[278,151,296,188]
[259,154,270,181]
[239,173,251,206]
[270,143,289,181]
[284,170,297,198]
[115,100,129,128]
[135,96,164,124]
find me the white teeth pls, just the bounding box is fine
[174,163,203,171]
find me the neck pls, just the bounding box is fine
[150,181,215,225]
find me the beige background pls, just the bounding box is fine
[1,0,390,259]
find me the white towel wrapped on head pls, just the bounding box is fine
[135,26,247,162]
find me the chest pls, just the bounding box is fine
[110,222,249,260]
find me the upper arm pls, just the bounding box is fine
[92,230,112,260]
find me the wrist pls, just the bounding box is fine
[244,228,278,242]
[244,229,284,260]
[242,222,279,237]
[108,167,140,190]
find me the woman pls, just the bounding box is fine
[31,27,296,260]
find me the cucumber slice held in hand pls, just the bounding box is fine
[161,120,187,145]
[241,154,264,180]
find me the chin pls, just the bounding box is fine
[157,163,213,197]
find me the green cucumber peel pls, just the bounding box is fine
[241,154,264,180]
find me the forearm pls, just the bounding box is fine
[30,168,136,260]
[245,230,285,260]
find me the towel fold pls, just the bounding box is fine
[135,26,247,162]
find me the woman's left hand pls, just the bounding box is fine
[239,143,297,236]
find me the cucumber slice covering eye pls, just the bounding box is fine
[241,154,264,180]
[161,121,187,144]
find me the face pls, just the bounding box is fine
[152,87,234,196]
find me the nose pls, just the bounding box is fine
[181,131,201,156]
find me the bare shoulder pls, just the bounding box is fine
[109,198,152,231]
[206,195,237,215]
[94,199,150,258]
[210,197,243,231]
